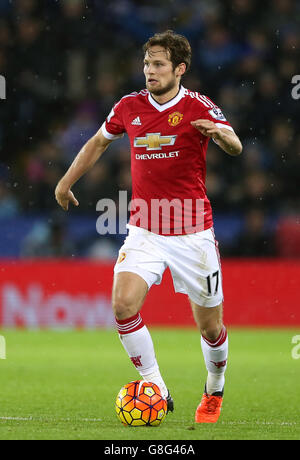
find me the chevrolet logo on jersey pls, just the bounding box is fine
[134,133,177,151]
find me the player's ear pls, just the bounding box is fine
[176,62,186,78]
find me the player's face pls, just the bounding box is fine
[144,46,178,96]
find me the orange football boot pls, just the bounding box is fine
[195,386,223,423]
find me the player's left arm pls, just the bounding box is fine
[191,119,242,156]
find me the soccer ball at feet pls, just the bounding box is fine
[115,380,167,426]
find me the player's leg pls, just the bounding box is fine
[190,301,228,393]
[112,271,148,320]
[165,227,226,421]
[190,300,228,423]
[112,271,170,403]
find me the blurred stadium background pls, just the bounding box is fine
[0,0,299,328]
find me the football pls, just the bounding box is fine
[115,380,167,426]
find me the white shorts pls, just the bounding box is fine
[114,225,223,308]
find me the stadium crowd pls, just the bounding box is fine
[0,0,299,258]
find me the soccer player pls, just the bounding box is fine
[55,30,242,423]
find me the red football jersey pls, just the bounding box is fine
[101,85,234,235]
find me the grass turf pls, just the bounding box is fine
[0,328,299,440]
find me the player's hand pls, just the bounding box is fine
[55,181,79,211]
[190,119,222,140]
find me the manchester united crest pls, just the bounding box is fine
[168,111,183,127]
[117,252,126,263]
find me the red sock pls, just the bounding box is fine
[115,313,144,335]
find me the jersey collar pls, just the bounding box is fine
[148,85,186,112]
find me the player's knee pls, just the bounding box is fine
[201,321,223,342]
[112,292,139,320]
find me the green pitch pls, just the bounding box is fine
[0,328,299,440]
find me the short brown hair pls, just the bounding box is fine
[143,30,192,73]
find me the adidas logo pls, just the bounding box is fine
[131,116,142,126]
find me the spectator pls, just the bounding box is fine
[232,207,276,257]
[21,211,75,258]
[0,180,19,219]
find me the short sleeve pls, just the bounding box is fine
[101,99,126,140]
[200,95,234,132]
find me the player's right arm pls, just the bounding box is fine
[55,127,113,211]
